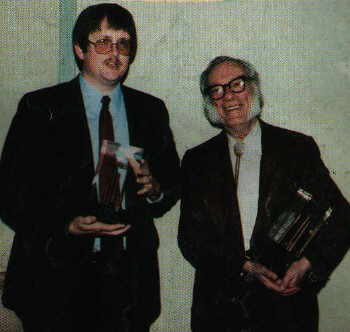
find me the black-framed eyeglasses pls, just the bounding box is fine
[88,38,131,56]
[206,75,251,100]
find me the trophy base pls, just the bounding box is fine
[95,205,130,225]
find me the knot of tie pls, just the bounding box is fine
[99,95,113,145]
[101,95,111,109]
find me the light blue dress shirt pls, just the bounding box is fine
[79,75,130,250]
[80,75,130,193]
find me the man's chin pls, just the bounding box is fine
[225,119,251,130]
[101,75,123,87]
[102,68,128,85]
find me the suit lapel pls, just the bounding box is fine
[206,132,245,251]
[252,121,282,244]
[121,86,138,147]
[258,122,279,215]
[70,78,95,176]
[52,77,95,183]
[120,86,140,205]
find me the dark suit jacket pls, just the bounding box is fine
[178,121,350,331]
[0,77,180,325]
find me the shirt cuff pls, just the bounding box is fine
[146,191,164,204]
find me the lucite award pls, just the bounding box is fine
[268,188,333,258]
[94,140,143,224]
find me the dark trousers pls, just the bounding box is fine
[18,252,151,332]
[192,284,319,332]
[20,317,150,332]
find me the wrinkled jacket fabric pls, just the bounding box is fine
[178,121,350,331]
[0,77,181,328]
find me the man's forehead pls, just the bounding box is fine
[90,26,130,38]
[208,62,245,84]
[90,18,130,37]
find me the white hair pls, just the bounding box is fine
[200,56,264,129]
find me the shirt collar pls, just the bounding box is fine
[227,120,262,156]
[79,75,122,119]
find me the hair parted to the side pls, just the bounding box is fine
[72,3,137,71]
[200,56,264,129]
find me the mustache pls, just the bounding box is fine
[104,57,122,66]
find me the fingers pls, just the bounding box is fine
[282,270,298,289]
[260,267,279,281]
[81,221,127,233]
[127,156,142,176]
[244,261,278,281]
[98,224,131,236]
[243,261,299,295]
[134,165,154,194]
[68,216,97,235]
[258,274,300,295]
[127,158,160,196]
[253,264,282,291]
[68,216,131,236]
[259,274,284,292]
[281,257,311,289]
[279,286,301,296]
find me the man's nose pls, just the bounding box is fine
[223,86,236,101]
[110,43,120,56]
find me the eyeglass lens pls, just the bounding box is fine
[209,77,246,100]
[93,39,131,55]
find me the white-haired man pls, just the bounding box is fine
[178,56,350,332]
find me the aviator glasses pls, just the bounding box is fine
[207,75,251,100]
[88,38,131,56]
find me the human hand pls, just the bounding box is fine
[128,157,161,197]
[243,261,283,293]
[68,216,131,236]
[280,257,311,295]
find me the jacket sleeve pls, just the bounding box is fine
[0,94,80,246]
[301,138,350,282]
[0,94,50,237]
[139,98,181,218]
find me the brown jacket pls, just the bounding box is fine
[178,121,350,331]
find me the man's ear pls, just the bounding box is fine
[74,44,84,60]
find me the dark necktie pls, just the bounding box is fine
[98,96,121,209]
[98,96,124,261]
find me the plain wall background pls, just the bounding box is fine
[1,0,349,331]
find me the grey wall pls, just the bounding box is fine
[1,0,349,331]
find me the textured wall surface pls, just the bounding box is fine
[100,2,350,330]
[0,1,60,266]
[0,1,59,330]
[0,0,59,270]
[1,0,349,331]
